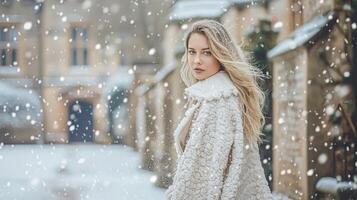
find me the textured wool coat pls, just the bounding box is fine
[165,71,273,200]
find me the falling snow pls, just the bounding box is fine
[0,0,356,199]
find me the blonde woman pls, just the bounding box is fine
[165,20,273,199]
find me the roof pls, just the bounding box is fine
[134,83,152,96]
[169,0,231,22]
[135,62,177,96]
[154,62,177,82]
[267,11,336,58]
[169,0,267,22]
[229,0,267,6]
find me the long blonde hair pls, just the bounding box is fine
[181,19,266,144]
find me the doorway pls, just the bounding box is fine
[68,100,94,143]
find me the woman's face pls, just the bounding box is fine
[187,33,221,81]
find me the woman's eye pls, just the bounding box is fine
[188,50,195,55]
[203,51,212,56]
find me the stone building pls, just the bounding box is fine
[0,0,174,144]
[134,63,183,188]
[268,0,356,199]
[221,0,270,45]
[0,1,43,143]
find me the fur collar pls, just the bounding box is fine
[184,70,238,102]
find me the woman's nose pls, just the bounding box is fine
[194,54,201,64]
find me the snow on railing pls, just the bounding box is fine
[0,81,41,128]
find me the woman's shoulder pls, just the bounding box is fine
[184,71,239,102]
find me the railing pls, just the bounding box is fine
[316,104,357,199]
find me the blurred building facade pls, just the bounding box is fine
[0,1,43,143]
[0,0,174,144]
[269,0,357,199]
[40,0,117,143]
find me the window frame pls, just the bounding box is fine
[69,24,89,67]
[0,23,19,68]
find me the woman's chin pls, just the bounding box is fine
[193,73,205,80]
[194,76,203,81]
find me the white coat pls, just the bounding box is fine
[165,71,273,200]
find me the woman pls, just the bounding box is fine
[165,20,273,200]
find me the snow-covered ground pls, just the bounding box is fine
[0,144,166,200]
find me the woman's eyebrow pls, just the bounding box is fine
[188,47,210,50]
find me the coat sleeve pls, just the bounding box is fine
[167,96,244,200]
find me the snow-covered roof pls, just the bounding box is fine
[154,62,177,82]
[229,0,266,5]
[169,0,231,22]
[134,83,153,96]
[268,11,335,58]
[134,62,177,96]
[104,66,134,97]
[316,177,357,195]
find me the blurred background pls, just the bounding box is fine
[0,0,356,199]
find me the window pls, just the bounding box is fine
[0,24,18,67]
[70,26,88,66]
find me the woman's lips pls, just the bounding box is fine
[194,68,204,73]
